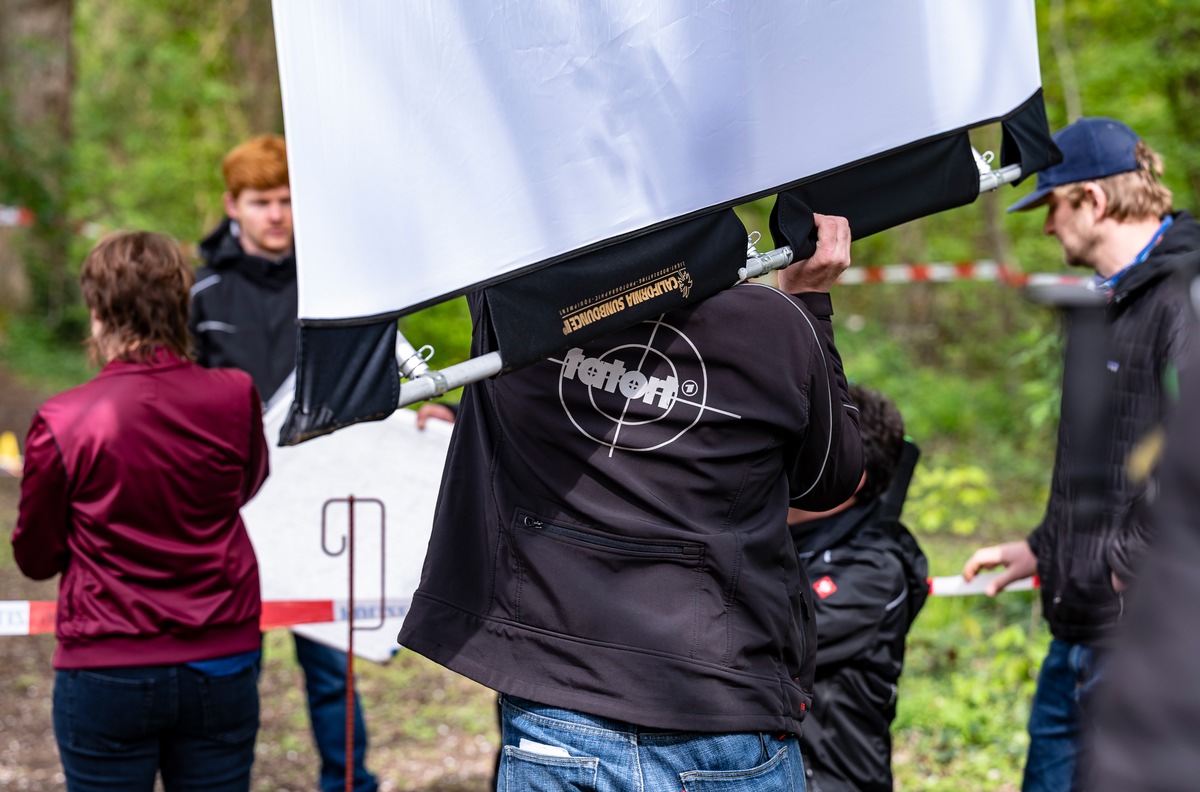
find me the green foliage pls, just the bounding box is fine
[1011,324,1064,433]
[0,314,91,391]
[831,280,1057,541]
[0,81,75,325]
[398,298,473,372]
[71,0,266,243]
[907,465,997,537]
[895,584,1048,791]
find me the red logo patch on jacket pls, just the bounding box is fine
[813,575,838,599]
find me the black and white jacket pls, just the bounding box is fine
[189,218,298,403]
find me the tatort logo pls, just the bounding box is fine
[554,319,740,453]
[561,348,678,408]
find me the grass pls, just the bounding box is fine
[891,531,1046,791]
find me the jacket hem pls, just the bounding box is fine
[53,618,263,669]
[399,594,807,734]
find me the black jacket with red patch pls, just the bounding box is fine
[791,442,928,792]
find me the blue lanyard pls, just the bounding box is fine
[1098,215,1174,292]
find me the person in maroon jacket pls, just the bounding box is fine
[12,231,270,792]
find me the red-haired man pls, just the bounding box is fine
[190,135,380,792]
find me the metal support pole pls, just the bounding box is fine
[320,496,387,792]
[344,496,355,792]
[397,352,504,409]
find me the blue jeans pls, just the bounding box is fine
[497,694,806,792]
[1022,639,1105,792]
[53,664,258,791]
[293,633,378,792]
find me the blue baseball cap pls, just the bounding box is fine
[1007,117,1141,213]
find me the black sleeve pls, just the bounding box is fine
[787,292,863,511]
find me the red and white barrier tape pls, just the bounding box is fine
[0,205,103,239]
[0,205,36,228]
[837,260,1084,289]
[0,599,410,637]
[927,572,1038,596]
[1,574,1035,637]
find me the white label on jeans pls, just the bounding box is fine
[518,739,571,758]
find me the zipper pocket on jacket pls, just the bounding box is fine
[516,512,703,560]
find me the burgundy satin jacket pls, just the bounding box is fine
[13,349,269,669]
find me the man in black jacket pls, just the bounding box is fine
[191,135,298,405]
[963,117,1200,792]
[190,135,380,792]
[399,213,863,790]
[1088,259,1200,792]
[789,385,928,792]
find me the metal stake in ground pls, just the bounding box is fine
[322,495,387,792]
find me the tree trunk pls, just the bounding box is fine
[230,0,283,135]
[0,0,74,323]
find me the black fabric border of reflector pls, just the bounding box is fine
[279,90,1058,443]
[1000,88,1062,184]
[771,89,1057,243]
[277,321,399,446]
[775,132,980,242]
[484,209,749,373]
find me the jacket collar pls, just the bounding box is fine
[96,347,190,378]
[1110,210,1200,306]
[198,217,297,289]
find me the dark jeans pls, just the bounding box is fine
[52,664,259,792]
[1022,639,1105,792]
[293,633,378,792]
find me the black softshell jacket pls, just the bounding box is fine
[791,447,928,792]
[399,282,863,735]
[1091,260,1200,792]
[1028,210,1200,645]
[190,218,298,402]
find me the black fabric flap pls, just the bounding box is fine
[1000,88,1063,185]
[278,321,399,446]
[768,192,819,263]
[484,210,748,373]
[776,132,981,240]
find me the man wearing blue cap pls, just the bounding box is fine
[963,117,1200,792]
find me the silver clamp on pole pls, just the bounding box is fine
[423,368,450,395]
[395,331,433,380]
[738,245,794,281]
[398,352,504,409]
[973,147,1024,193]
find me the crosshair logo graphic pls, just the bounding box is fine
[555,318,740,453]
